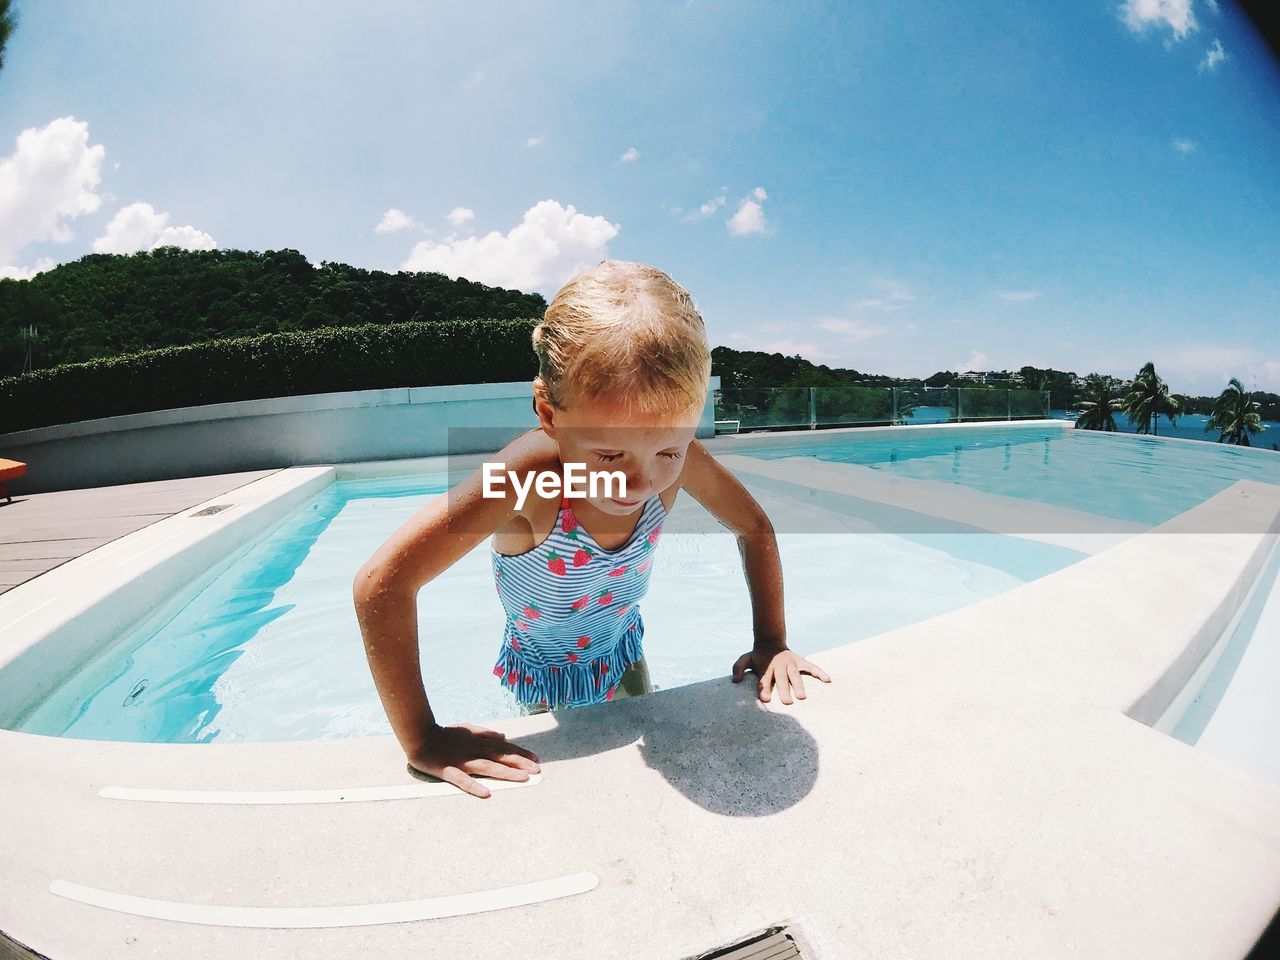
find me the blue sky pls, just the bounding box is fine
[1,0,1277,394]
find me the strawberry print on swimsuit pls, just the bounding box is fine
[491,491,665,708]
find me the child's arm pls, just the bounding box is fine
[352,441,543,798]
[678,440,833,704]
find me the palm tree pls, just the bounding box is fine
[1074,375,1123,431]
[1206,377,1262,446]
[1123,361,1180,436]
[0,0,15,74]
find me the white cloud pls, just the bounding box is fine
[92,201,217,254]
[1120,0,1197,41]
[957,350,989,372]
[817,316,888,344]
[996,289,1042,301]
[725,333,835,361]
[0,257,56,280]
[619,146,639,162]
[463,69,485,89]
[0,116,106,275]
[851,279,916,310]
[1206,0,1220,13]
[1172,137,1198,153]
[1150,344,1280,394]
[401,199,619,291]
[1198,38,1227,72]
[375,208,416,233]
[446,206,475,228]
[684,193,726,221]
[526,135,545,148]
[728,186,770,236]
[153,224,217,249]
[1254,361,1280,393]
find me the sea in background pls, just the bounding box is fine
[1049,410,1280,450]
[903,405,1280,449]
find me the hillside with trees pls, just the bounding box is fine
[0,248,546,376]
[713,349,1280,422]
[3,250,1275,424]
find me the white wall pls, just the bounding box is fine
[0,377,723,494]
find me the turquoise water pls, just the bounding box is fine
[743,424,1280,529]
[14,425,1280,743]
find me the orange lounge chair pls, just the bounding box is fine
[0,458,25,504]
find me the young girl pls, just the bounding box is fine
[353,260,831,799]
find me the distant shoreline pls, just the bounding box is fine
[1048,409,1280,448]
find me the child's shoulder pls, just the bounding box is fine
[487,429,563,515]
[496,427,560,475]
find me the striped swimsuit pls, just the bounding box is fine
[490,491,666,708]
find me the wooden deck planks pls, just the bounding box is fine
[0,470,283,595]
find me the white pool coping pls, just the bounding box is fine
[2,421,1279,959]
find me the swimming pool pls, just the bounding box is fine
[12,423,1280,743]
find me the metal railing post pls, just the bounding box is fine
[809,386,816,429]
[1007,389,1012,421]
[891,386,898,424]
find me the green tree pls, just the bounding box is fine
[0,0,15,73]
[1017,365,1079,409]
[0,247,547,375]
[1123,361,1180,436]
[1074,374,1123,431]
[1206,377,1262,446]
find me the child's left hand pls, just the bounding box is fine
[731,644,831,704]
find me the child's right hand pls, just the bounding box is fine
[407,722,541,799]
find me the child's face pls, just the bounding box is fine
[542,393,702,513]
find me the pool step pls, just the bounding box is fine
[717,453,1143,555]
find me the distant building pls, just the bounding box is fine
[957,370,1020,385]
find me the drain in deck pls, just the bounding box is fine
[685,925,804,960]
[189,504,233,517]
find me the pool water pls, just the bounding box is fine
[16,425,1280,743]
[743,424,1280,528]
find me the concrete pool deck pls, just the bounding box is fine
[2,424,1279,958]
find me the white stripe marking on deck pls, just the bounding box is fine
[50,871,597,928]
[99,773,542,804]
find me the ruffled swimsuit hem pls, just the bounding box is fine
[492,618,644,707]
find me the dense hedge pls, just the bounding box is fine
[0,318,539,434]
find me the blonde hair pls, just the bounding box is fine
[533,260,712,418]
